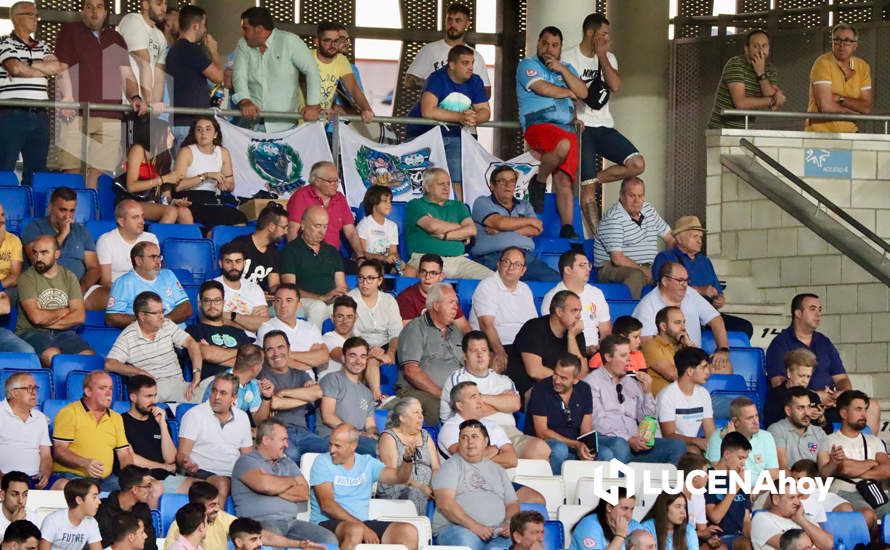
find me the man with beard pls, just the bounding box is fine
[214,243,268,338]
[313,22,373,124]
[186,280,251,388]
[17,235,93,368]
[117,0,167,109]
[767,387,827,470]
[640,306,693,396]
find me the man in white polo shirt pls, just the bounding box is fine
[469,247,537,374]
[214,241,269,338]
[0,372,52,488]
[105,290,203,403]
[255,283,329,380]
[177,374,252,506]
[541,249,612,356]
[96,200,158,287]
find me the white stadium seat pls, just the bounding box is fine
[300,452,320,483]
[512,475,564,518]
[374,515,432,548]
[557,505,593,549]
[561,460,612,505]
[26,490,67,525]
[369,499,418,518]
[515,458,553,477]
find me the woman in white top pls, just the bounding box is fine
[173,116,248,229]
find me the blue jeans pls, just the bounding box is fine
[0,108,49,186]
[56,472,120,492]
[597,435,688,464]
[286,426,330,464]
[546,439,618,475]
[476,250,561,282]
[443,135,462,183]
[0,328,35,353]
[436,524,510,550]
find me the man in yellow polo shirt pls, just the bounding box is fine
[52,371,134,491]
[806,22,872,133]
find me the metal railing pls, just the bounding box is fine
[721,109,890,133]
[738,137,890,256]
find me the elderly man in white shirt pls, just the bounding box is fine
[0,372,52,488]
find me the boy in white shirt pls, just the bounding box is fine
[39,478,102,550]
[657,347,715,453]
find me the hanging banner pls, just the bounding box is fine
[339,122,450,208]
[460,129,540,208]
[216,117,334,199]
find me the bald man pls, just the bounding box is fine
[97,200,159,287]
[279,205,347,329]
[17,235,94,367]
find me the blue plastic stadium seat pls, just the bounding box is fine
[514,411,526,431]
[607,300,639,320]
[374,409,388,433]
[0,171,19,186]
[0,186,32,234]
[41,399,69,425]
[66,370,124,401]
[80,327,122,357]
[51,354,104,399]
[176,402,197,422]
[321,318,334,333]
[456,279,480,317]
[182,285,199,322]
[701,330,752,353]
[159,493,189,534]
[393,276,419,294]
[31,172,85,216]
[83,310,108,328]
[96,174,116,220]
[345,274,357,289]
[594,283,632,300]
[167,418,179,446]
[0,352,41,370]
[533,237,575,256]
[527,280,557,315]
[70,189,99,223]
[728,347,767,407]
[388,202,409,261]
[86,219,117,242]
[162,238,217,283]
[543,520,565,550]
[0,369,51,406]
[823,512,869,549]
[148,223,203,245]
[380,363,397,395]
[704,374,747,393]
[211,225,254,257]
[539,193,583,240]
[110,400,130,414]
[520,502,549,517]
[881,513,890,545]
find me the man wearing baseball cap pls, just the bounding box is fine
[651,216,753,338]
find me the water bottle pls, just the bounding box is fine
[394,258,403,275]
[837,537,845,550]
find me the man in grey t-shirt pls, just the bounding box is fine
[432,419,519,546]
[316,336,378,456]
[766,387,826,470]
[231,419,337,545]
[396,283,465,425]
[260,330,328,463]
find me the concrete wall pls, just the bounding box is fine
[707,128,890,384]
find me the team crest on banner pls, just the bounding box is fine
[340,122,450,208]
[461,129,540,208]
[354,145,433,196]
[216,117,333,199]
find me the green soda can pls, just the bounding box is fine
[638,416,657,447]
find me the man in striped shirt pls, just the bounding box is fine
[0,1,63,186]
[593,177,674,299]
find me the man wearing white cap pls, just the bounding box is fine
[651,216,752,338]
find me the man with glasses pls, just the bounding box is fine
[0,373,52,489]
[584,334,686,465]
[106,241,192,329]
[469,247,537,374]
[312,22,373,127]
[95,466,157,550]
[806,22,872,133]
[286,161,363,263]
[105,291,203,403]
[186,280,251,391]
[633,261,733,372]
[395,253,471,331]
[213,242,269,338]
[0,1,62,186]
[524,354,595,474]
[469,166,559,282]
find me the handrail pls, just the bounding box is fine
[721,109,890,133]
[738,137,890,255]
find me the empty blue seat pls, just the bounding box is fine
[85,219,117,242]
[96,174,116,220]
[701,330,752,353]
[176,402,197,422]
[0,352,41,370]
[110,400,130,414]
[41,398,69,425]
[69,188,98,223]
[321,318,334,333]
[595,283,632,300]
[704,374,747,393]
[83,310,108,328]
[823,512,869,550]
[31,172,85,216]
[51,354,104,399]
[539,193,583,240]
[162,238,216,283]
[182,285,199,322]
[380,363,397,395]
[80,327,122,357]
[66,370,123,401]
[393,276,419,294]
[389,202,408,261]
[543,520,565,550]
[455,279,480,317]
[0,369,51,406]
[520,502,549,517]
[608,300,639,320]
[533,237,574,256]
[211,225,254,257]
[149,223,203,245]
[527,280,557,315]
[0,172,19,186]
[159,493,189,534]
[0,187,32,234]
[374,409,388,433]
[729,347,767,407]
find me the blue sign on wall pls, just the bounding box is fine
[804,148,852,179]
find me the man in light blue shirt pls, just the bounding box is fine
[106,241,192,329]
[706,396,779,481]
[232,6,321,132]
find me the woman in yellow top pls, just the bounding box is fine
[806,22,872,133]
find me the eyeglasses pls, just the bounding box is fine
[616,383,625,404]
[832,38,857,45]
[499,260,526,269]
[357,275,380,282]
[561,401,573,426]
[14,12,39,18]
[316,176,340,185]
[574,262,592,269]
[201,297,224,304]
[12,385,38,393]
[665,275,689,285]
[141,254,163,261]
[419,269,441,277]
[142,310,165,316]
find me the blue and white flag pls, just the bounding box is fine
[216,117,334,199]
[339,122,450,208]
[460,129,540,208]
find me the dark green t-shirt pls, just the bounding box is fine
[279,238,344,295]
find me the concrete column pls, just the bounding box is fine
[524,0,596,54]
[194,0,254,58]
[605,0,669,215]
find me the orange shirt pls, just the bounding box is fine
[588,349,647,372]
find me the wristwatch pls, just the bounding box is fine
[716,347,730,353]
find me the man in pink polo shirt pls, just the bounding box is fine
[286,160,364,263]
